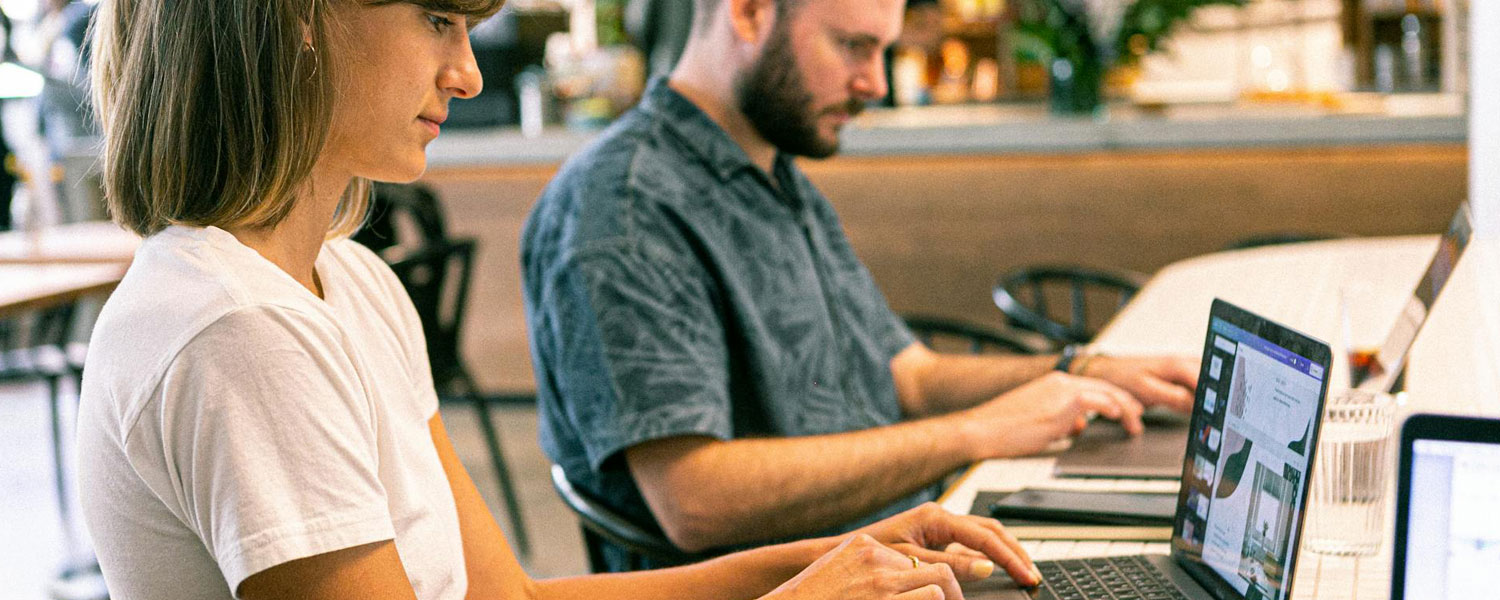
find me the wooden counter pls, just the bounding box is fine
[426,99,1467,167]
[424,142,1467,393]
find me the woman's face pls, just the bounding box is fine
[320,2,482,185]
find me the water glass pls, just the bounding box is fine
[1304,389,1397,556]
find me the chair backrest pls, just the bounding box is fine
[900,313,1042,355]
[0,303,77,376]
[993,264,1148,348]
[385,239,477,397]
[354,183,450,254]
[1221,232,1350,251]
[355,182,483,396]
[548,465,700,572]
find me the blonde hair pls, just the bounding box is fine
[91,0,504,238]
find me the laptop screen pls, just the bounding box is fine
[1353,201,1472,392]
[1399,438,1500,599]
[1172,303,1329,600]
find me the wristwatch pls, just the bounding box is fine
[1054,344,1082,373]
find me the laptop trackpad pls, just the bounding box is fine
[960,575,1041,599]
[1054,412,1190,479]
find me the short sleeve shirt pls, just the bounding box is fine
[521,78,927,565]
[77,226,466,599]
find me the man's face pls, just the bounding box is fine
[734,0,903,159]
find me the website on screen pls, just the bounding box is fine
[1177,319,1324,600]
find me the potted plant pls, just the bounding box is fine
[1015,0,1248,116]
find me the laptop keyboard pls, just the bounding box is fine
[1035,556,1190,600]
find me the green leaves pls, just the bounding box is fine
[1013,0,1099,66]
[1116,0,1246,62]
[1014,0,1248,66]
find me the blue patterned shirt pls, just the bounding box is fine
[521,78,928,569]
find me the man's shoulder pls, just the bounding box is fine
[551,106,711,204]
[528,108,717,259]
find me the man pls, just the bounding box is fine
[521,0,1198,571]
[626,0,695,79]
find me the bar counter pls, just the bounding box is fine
[427,96,1467,168]
[418,97,1467,393]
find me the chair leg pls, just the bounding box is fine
[47,373,95,574]
[582,528,610,573]
[471,397,531,559]
[47,375,72,530]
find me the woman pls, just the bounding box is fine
[75,1,1041,599]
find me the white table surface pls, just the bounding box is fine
[0,263,126,318]
[1090,235,1438,366]
[943,235,1462,600]
[0,221,140,265]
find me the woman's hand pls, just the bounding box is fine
[759,534,963,600]
[853,503,1041,587]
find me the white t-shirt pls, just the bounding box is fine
[77,226,467,599]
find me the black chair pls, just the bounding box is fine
[378,220,532,558]
[549,465,704,572]
[353,183,451,255]
[1,303,97,581]
[900,313,1043,355]
[1221,232,1351,251]
[992,265,1149,349]
[1,304,78,516]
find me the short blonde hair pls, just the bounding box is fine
[92,0,504,238]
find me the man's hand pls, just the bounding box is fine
[955,371,1144,459]
[1080,356,1199,413]
[760,534,964,600]
[853,503,1042,587]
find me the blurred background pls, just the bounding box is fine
[424,0,1471,395]
[0,1,1487,599]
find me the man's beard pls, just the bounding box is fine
[734,24,864,159]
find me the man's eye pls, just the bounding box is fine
[843,39,875,56]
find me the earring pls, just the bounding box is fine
[302,42,319,77]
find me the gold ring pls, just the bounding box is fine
[909,555,921,569]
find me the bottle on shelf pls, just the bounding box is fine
[1351,0,1445,92]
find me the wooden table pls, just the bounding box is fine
[0,221,140,265]
[0,263,127,318]
[943,235,1463,600]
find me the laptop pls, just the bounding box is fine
[966,299,1332,600]
[1054,412,1190,479]
[1390,414,1500,600]
[1058,201,1471,480]
[1352,201,1472,393]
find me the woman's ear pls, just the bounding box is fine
[302,1,317,51]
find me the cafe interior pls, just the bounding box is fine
[1,0,1497,598]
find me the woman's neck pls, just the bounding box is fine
[226,172,348,298]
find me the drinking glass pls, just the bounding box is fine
[1304,389,1397,556]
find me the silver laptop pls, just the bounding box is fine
[967,299,1332,600]
[1053,413,1189,480]
[1391,414,1500,600]
[1352,201,1472,393]
[1056,202,1471,480]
